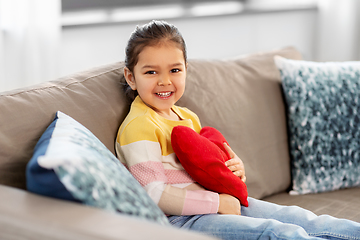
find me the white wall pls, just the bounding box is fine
[2,1,359,92]
[60,9,318,77]
[316,0,360,61]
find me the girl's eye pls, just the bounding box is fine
[145,71,156,75]
[171,68,180,73]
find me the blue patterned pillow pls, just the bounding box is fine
[26,111,169,225]
[275,56,360,195]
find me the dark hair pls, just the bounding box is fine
[122,20,187,102]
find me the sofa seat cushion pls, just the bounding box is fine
[0,185,213,240]
[263,187,360,223]
[26,111,169,225]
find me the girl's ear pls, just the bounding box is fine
[124,67,137,90]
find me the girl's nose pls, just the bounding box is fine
[158,74,171,86]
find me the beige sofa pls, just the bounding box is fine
[0,47,359,240]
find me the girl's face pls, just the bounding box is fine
[124,42,187,119]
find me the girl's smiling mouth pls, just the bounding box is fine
[156,92,173,98]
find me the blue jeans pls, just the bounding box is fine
[168,197,360,239]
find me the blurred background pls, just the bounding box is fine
[0,0,359,92]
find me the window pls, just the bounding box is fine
[61,0,246,26]
[62,0,246,11]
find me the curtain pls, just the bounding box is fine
[0,0,61,92]
[0,3,4,88]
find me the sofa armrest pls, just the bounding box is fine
[0,185,216,240]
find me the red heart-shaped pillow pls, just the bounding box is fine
[171,126,248,207]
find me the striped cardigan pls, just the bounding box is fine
[116,96,219,215]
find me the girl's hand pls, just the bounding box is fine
[224,143,246,183]
[218,193,241,215]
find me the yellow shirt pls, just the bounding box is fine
[116,96,219,216]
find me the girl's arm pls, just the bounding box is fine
[119,139,219,216]
[218,194,241,215]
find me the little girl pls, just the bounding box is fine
[116,20,360,239]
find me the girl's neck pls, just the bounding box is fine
[154,108,182,121]
[156,108,181,121]
[139,97,181,121]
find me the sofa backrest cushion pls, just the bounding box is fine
[178,47,302,199]
[0,47,302,199]
[0,62,128,189]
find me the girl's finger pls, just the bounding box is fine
[228,164,240,172]
[225,159,237,167]
[241,175,247,183]
[233,170,243,176]
[223,142,235,158]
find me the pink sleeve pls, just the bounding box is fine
[182,190,219,215]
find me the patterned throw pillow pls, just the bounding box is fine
[275,56,360,194]
[26,111,169,225]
